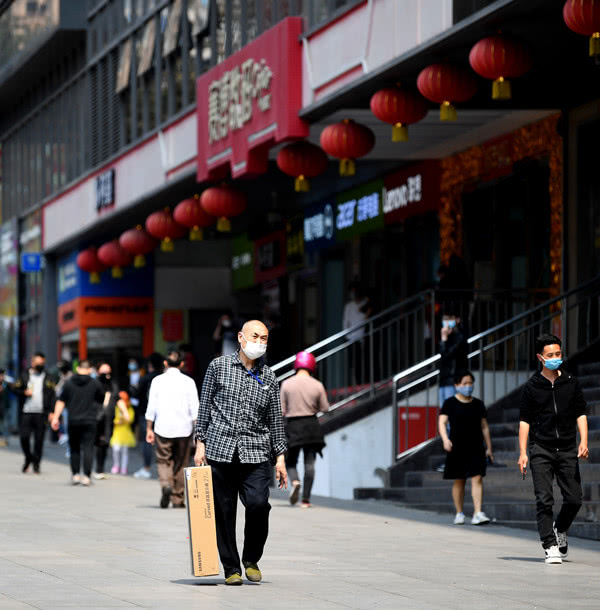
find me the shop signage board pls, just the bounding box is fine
[335,180,384,241]
[254,230,287,284]
[95,168,115,213]
[232,233,255,291]
[20,253,42,272]
[303,201,336,252]
[197,17,308,181]
[286,216,304,271]
[383,161,440,225]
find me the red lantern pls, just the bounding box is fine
[319,119,375,176]
[417,64,477,121]
[76,247,106,284]
[276,141,328,192]
[370,88,428,141]
[173,194,216,240]
[145,208,187,251]
[200,186,247,232]
[469,36,532,100]
[563,0,600,57]
[119,226,158,267]
[97,240,133,279]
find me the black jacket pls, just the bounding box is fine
[520,369,587,450]
[439,327,469,386]
[60,374,105,424]
[12,370,57,414]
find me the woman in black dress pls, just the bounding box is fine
[438,370,494,525]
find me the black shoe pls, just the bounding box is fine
[171,503,186,508]
[160,486,172,508]
[22,460,30,473]
[33,463,40,474]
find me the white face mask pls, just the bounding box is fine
[240,333,267,360]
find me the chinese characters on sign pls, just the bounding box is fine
[232,252,252,271]
[383,174,422,214]
[208,59,273,144]
[95,169,115,213]
[304,204,334,242]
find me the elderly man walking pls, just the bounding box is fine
[194,320,288,586]
[145,350,198,509]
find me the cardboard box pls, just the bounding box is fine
[184,466,220,577]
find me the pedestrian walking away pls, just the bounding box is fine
[518,333,589,564]
[438,312,468,406]
[194,320,288,586]
[145,350,198,508]
[280,351,329,508]
[438,371,493,526]
[12,352,56,474]
[94,362,118,480]
[50,360,105,486]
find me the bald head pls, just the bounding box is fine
[240,320,269,343]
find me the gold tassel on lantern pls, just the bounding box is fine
[190,226,203,240]
[161,237,174,252]
[492,76,511,100]
[440,101,457,121]
[134,254,146,268]
[590,32,600,57]
[294,175,309,192]
[339,158,356,176]
[392,123,409,142]
[90,272,101,284]
[111,266,123,279]
[217,217,231,232]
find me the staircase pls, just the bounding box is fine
[355,358,600,540]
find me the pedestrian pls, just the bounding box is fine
[145,350,198,508]
[12,352,56,474]
[94,362,118,479]
[343,281,371,385]
[50,360,105,486]
[133,352,164,480]
[518,333,588,564]
[438,312,468,406]
[55,359,73,447]
[0,368,10,447]
[127,357,142,414]
[438,371,493,525]
[280,351,329,508]
[213,310,238,357]
[110,391,136,475]
[194,320,288,586]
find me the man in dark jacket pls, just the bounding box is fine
[94,362,118,480]
[50,360,105,486]
[438,313,468,406]
[12,352,56,473]
[518,333,588,565]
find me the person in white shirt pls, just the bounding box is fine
[342,281,372,385]
[145,350,199,509]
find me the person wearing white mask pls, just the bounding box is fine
[194,319,288,586]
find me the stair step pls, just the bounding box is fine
[579,362,600,376]
[578,374,600,388]
[583,388,600,402]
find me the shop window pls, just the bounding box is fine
[137,18,156,75]
[116,39,132,93]
[163,0,183,57]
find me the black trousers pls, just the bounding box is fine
[20,413,47,466]
[530,443,582,548]
[68,422,96,477]
[286,447,317,502]
[208,455,272,578]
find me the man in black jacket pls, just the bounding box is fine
[12,352,56,473]
[50,360,105,486]
[518,333,588,564]
[438,313,468,406]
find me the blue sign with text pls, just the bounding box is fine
[20,253,42,272]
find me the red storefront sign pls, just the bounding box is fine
[197,17,308,181]
[383,161,441,225]
[254,230,286,284]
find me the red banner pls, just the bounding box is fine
[197,17,308,181]
[254,230,286,284]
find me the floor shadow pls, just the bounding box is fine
[172,578,220,586]
[498,557,543,563]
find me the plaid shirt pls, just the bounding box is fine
[195,351,287,463]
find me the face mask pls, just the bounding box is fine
[128,363,138,371]
[456,386,474,397]
[90,372,98,379]
[240,334,267,361]
[543,358,562,371]
[222,319,232,328]
[443,320,456,329]
[34,365,45,373]
[99,373,110,382]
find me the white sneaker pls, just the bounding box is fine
[553,524,568,559]
[71,474,81,485]
[544,545,562,564]
[133,468,152,480]
[454,512,465,525]
[93,473,107,480]
[471,511,491,525]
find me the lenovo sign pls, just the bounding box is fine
[197,17,308,181]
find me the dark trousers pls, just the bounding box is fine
[68,422,96,477]
[155,434,191,505]
[20,413,46,466]
[286,447,317,502]
[208,455,272,578]
[530,443,582,548]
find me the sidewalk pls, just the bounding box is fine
[1,442,599,609]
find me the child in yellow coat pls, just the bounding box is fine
[110,391,136,475]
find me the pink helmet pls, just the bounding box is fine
[294,351,316,374]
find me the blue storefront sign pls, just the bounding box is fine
[303,201,336,252]
[20,252,43,273]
